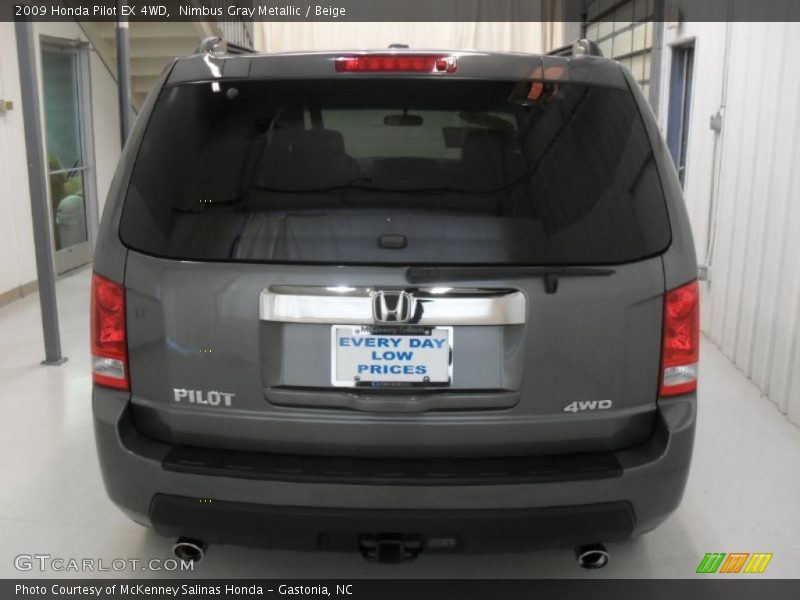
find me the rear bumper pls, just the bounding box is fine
[93,387,695,551]
[150,495,635,552]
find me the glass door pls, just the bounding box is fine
[41,42,95,274]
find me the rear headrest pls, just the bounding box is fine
[293,129,347,155]
[258,128,361,190]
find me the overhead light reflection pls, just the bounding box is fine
[203,53,222,78]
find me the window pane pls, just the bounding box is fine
[631,53,646,80]
[42,46,88,251]
[50,170,87,251]
[613,30,633,57]
[615,3,633,30]
[120,79,671,266]
[634,0,649,20]
[632,23,647,52]
[42,48,82,170]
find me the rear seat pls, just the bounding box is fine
[258,128,363,190]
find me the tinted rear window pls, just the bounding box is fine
[120,78,671,265]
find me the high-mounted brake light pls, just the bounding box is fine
[660,280,699,397]
[91,272,129,391]
[335,54,457,73]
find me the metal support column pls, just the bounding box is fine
[14,18,67,366]
[116,0,132,145]
[649,0,667,118]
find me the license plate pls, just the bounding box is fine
[331,325,452,387]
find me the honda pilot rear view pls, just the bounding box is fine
[91,49,699,563]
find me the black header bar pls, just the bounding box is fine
[5,579,800,600]
[5,0,800,23]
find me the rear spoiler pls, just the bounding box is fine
[547,44,574,57]
[169,44,622,88]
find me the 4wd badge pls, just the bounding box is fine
[563,399,613,413]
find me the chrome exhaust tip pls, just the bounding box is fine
[576,543,609,569]
[172,537,207,563]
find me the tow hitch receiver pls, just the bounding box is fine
[359,534,423,563]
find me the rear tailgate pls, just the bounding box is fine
[119,56,671,458]
[125,256,663,457]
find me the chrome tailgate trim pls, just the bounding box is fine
[259,286,526,325]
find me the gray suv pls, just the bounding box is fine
[91,47,699,565]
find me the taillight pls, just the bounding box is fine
[335,54,457,73]
[660,280,699,397]
[91,272,129,391]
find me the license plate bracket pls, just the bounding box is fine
[331,325,452,388]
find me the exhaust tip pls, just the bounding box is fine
[575,543,609,569]
[172,538,207,563]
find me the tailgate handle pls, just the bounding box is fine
[261,286,525,325]
[379,234,407,249]
[406,266,616,294]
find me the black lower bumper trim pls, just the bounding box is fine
[162,445,622,486]
[149,494,636,552]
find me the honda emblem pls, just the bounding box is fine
[371,291,416,324]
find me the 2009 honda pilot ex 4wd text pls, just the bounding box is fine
[91,48,699,560]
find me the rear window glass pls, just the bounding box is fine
[119,78,671,265]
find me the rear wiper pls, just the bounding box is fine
[255,176,373,194]
[256,180,510,195]
[405,265,616,295]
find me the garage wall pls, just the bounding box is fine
[0,22,37,302]
[0,21,120,303]
[658,21,800,426]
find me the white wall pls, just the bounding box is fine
[0,22,37,298]
[87,44,122,217]
[658,21,800,426]
[0,21,120,299]
[254,22,565,54]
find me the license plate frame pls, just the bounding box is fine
[331,325,453,388]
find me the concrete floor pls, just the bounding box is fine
[0,266,798,579]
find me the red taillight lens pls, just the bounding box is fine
[335,54,457,73]
[91,272,129,391]
[660,280,700,397]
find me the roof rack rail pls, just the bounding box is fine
[224,42,254,55]
[547,39,603,58]
[547,44,574,57]
[196,36,225,54]
[195,36,255,55]
[571,39,603,57]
